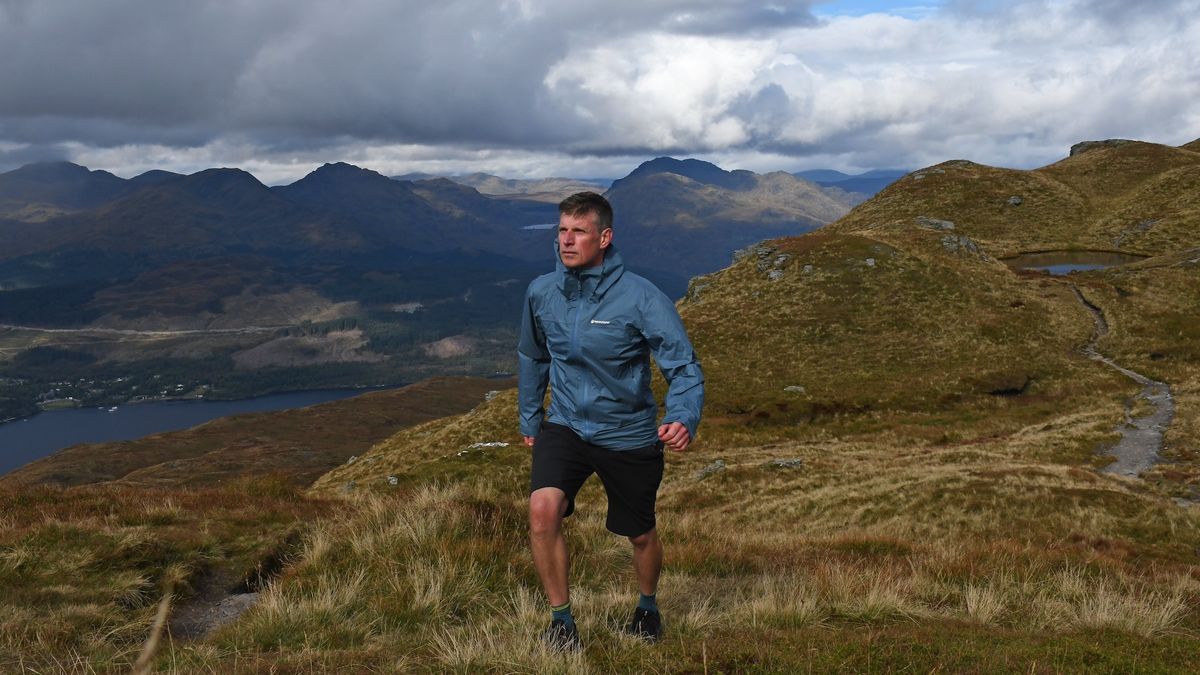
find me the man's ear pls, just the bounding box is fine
[600,227,613,249]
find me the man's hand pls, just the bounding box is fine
[523,436,536,447]
[657,422,691,452]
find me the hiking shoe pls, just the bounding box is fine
[623,607,663,643]
[541,618,582,652]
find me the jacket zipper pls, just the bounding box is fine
[569,294,589,438]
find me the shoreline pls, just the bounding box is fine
[0,383,402,428]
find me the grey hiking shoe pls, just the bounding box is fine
[541,618,582,652]
[623,607,663,643]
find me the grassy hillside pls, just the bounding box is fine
[828,140,1200,257]
[3,139,1199,671]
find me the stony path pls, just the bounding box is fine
[1071,286,1175,477]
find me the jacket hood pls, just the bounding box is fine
[554,241,625,301]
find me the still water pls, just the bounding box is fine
[0,388,381,476]
[1002,250,1146,275]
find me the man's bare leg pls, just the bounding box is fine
[629,527,662,596]
[529,487,570,606]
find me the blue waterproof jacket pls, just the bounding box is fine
[518,244,704,450]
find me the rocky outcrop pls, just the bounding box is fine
[1069,139,1136,156]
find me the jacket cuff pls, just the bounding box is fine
[520,418,542,438]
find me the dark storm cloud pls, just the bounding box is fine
[0,0,817,154]
[0,142,71,167]
[1,0,1197,179]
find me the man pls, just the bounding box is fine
[518,191,704,651]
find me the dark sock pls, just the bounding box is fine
[637,593,658,613]
[551,601,575,627]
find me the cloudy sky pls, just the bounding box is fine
[1,0,1197,184]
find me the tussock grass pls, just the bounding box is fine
[164,463,1200,671]
[0,482,338,672]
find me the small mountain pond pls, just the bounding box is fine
[1002,250,1146,275]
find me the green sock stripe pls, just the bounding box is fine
[551,601,571,613]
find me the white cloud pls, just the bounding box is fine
[545,35,780,151]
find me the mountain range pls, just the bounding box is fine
[396,172,610,203]
[0,156,858,420]
[793,168,909,196]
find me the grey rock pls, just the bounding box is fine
[484,390,501,401]
[802,264,814,274]
[695,459,726,480]
[1113,218,1159,247]
[865,258,876,267]
[941,234,981,255]
[1008,196,1023,206]
[913,167,949,181]
[763,458,804,469]
[170,592,260,639]
[768,269,784,281]
[387,476,399,486]
[686,278,712,302]
[1070,139,1135,156]
[916,216,956,231]
[784,385,806,393]
[346,455,358,464]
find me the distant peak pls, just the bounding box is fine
[183,168,267,191]
[9,160,95,179]
[632,156,722,175]
[319,161,366,171]
[614,156,757,191]
[300,162,389,183]
[130,169,184,185]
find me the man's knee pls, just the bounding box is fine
[529,488,566,537]
[628,527,658,549]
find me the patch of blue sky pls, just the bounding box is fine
[813,0,944,19]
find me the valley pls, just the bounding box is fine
[0,157,859,426]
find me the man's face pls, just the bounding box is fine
[558,211,611,270]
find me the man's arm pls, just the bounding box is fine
[518,286,551,443]
[641,287,704,451]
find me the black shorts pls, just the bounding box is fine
[530,422,665,537]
